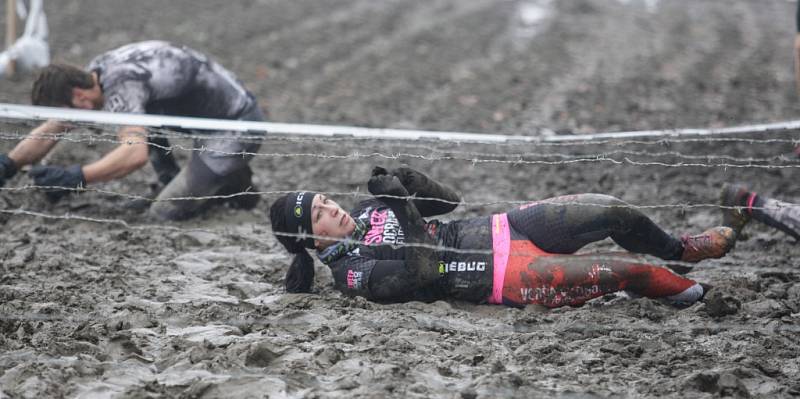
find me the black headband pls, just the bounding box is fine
[284,191,316,249]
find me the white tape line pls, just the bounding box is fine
[1,102,799,143]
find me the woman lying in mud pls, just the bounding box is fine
[269,166,735,308]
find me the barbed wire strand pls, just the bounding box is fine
[0,203,786,257]
[1,133,798,169]
[1,185,792,213]
[2,132,798,165]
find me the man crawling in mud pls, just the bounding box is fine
[0,40,264,220]
[269,166,736,308]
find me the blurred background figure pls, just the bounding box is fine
[0,0,49,78]
[720,183,800,242]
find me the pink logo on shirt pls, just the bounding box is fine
[347,270,363,289]
[363,209,404,245]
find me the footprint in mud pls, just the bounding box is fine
[703,291,741,318]
[313,346,343,367]
[245,342,285,368]
[106,332,150,362]
[684,371,750,397]
[104,308,158,332]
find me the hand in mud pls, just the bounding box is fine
[29,164,86,203]
[0,154,18,187]
[367,174,409,198]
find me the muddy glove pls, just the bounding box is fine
[371,165,460,217]
[29,164,86,203]
[392,166,460,217]
[0,154,17,187]
[368,174,441,286]
[371,166,389,177]
[368,173,409,199]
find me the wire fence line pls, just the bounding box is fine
[0,200,784,257]
[2,131,798,166]
[1,115,796,258]
[0,185,788,212]
[1,133,798,169]
[0,206,522,256]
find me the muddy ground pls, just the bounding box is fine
[1,0,800,398]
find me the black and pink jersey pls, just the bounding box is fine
[87,41,256,119]
[319,198,494,303]
[319,196,703,308]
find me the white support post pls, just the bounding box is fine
[5,0,16,76]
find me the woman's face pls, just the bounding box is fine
[311,194,356,249]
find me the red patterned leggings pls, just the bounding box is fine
[501,241,697,308]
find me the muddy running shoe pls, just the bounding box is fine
[719,183,752,236]
[680,226,735,263]
[663,282,706,308]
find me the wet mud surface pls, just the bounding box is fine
[1,0,800,397]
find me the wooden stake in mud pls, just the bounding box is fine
[5,0,16,76]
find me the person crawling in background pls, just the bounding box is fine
[268,166,736,308]
[0,40,265,220]
[720,183,800,243]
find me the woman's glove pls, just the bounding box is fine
[367,173,409,198]
[371,165,460,216]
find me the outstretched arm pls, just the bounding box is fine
[1,120,68,187]
[27,125,149,202]
[81,126,149,183]
[8,119,69,167]
[372,166,460,217]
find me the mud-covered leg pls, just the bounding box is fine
[149,155,228,221]
[212,165,260,210]
[503,253,702,308]
[148,135,180,185]
[753,197,800,241]
[507,194,684,260]
[195,105,264,211]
